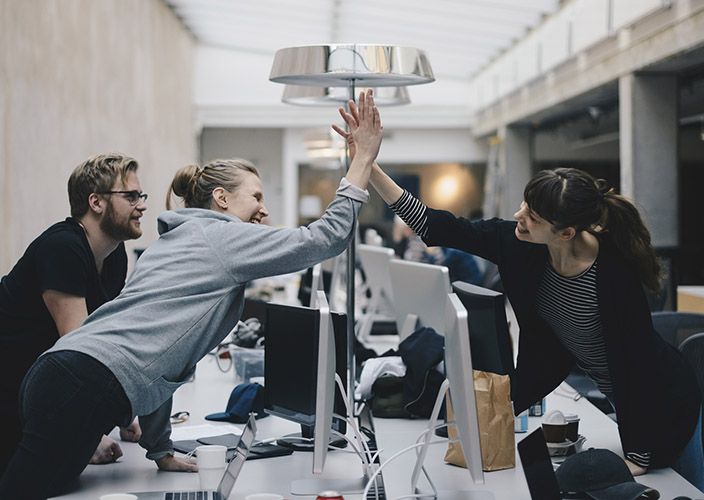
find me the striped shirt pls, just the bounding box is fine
[389,189,651,468]
[389,190,429,238]
[536,263,613,398]
[536,263,651,468]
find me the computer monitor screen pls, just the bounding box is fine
[242,298,268,324]
[517,428,561,500]
[358,244,396,308]
[388,259,451,338]
[264,301,347,440]
[451,281,514,377]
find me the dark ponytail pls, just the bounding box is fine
[600,190,661,292]
[524,168,661,292]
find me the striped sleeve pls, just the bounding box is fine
[625,451,651,469]
[389,190,429,239]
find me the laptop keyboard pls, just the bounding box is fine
[165,492,208,500]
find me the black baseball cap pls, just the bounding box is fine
[556,449,660,500]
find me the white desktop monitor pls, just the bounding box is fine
[443,293,485,484]
[388,259,451,339]
[313,290,335,474]
[264,298,361,494]
[409,293,486,495]
[310,263,324,307]
[264,301,347,449]
[358,244,396,308]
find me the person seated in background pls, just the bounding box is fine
[0,89,383,499]
[334,112,703,489]
[0,153,145,474]
[394,215,484,285]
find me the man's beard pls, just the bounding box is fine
[100,202,141,241]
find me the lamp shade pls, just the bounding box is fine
[282,85,410,106]
[269,44,434,87]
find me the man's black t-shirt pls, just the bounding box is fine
[0,218,127,375]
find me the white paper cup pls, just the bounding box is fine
[196,444,227,469]
[99,494,138,500]
[199,467,225,491]
[245,494,284,500]
[196,444,227,490]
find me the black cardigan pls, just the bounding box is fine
[423,209,701,467]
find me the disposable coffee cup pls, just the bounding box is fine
[564,414,580,442]
[196,444,227,490]
[541,422,568,443]
[245,494,284,500]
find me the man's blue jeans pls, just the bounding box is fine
[673,408,704,493]
[0,350,131,499]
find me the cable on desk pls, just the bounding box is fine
[362,440,450,500]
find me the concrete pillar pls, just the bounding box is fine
[498,125,533,219]
[619,74,678,248]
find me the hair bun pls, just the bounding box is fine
[171,164,201,201]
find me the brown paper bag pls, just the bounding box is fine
[444,369,515,471]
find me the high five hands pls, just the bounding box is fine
[332,89,383,162]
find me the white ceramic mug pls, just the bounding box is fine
[196,444,227,490]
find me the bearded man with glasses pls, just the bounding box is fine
[0,153,147,475]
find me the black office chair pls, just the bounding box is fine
[679,332,704,453]
[651,312,704,349]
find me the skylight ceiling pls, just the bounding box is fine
[165,0,560,81]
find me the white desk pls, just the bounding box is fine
[52,357,702,499]
[373,389,703,499]
[52,357,368,500]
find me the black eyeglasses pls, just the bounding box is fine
[97,190,148,205]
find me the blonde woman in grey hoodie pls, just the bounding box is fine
[0,90,383,499]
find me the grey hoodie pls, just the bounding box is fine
[47,179,368,459]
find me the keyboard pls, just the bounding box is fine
[165,492,209,500]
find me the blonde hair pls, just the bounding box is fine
[68,153,139,218]
[166,158,260,210]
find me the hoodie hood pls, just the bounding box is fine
[158,208,241,235]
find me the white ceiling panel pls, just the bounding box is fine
[165,0,560,81]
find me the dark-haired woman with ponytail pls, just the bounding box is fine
[357,150,702,486]
[0,91,383,499]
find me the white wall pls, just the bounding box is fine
[0,0,196,271]
[200,128,284,225]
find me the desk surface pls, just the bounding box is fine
[373,388,703,499]
[53,357,368,500]
[53,357,702,500]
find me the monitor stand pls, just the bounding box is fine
[277,424,347,452]
[291,477,367,496]
[412,379,495,500]
[287,422,369,496]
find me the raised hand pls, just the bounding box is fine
[332,89,382,162]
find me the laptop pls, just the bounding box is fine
[517,428,562,500]
[131,414,257,500]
